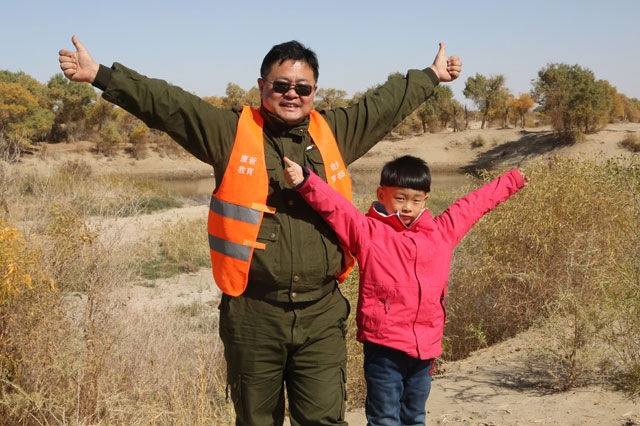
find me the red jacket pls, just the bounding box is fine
[296,169,525,360]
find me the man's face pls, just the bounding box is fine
[258,59,316,126]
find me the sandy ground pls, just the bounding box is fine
[19,123,640,425]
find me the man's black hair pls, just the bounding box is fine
[379,155,431,193]
[260,40,319,82]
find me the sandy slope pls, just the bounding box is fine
[20,123,640,425]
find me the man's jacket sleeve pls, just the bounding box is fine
[94,63,237,167]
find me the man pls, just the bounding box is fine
[58,36,461,426]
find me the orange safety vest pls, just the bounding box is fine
[208,107,356,296]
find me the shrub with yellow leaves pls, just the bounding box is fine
[0,218,55,304]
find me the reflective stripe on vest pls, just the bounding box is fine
[208,107,355,296]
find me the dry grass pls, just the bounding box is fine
[0,160,232,424]
[445,155,640,391]
[1,149,639,424]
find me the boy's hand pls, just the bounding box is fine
[283,157,304,188]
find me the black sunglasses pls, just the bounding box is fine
[262,79,314,96]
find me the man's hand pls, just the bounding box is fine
[283,157,304,188]
[58,35,100,83]
[429,42,462,83]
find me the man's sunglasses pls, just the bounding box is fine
[262,79,314,96]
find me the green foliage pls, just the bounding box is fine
[463,73,510,129]
[47,73,97,141]
[85,97,116,129]
[222,83,260,109]
[96,120,123,156]
[417,85,464,132]
[315,88,349,110]
[0,72,54,152]
[532,63,614,142]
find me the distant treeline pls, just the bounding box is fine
[2,63,639,160]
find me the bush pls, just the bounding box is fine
[129,124,150,160]
[0,133,31,163]
[470,134,486,148]
[445,156,640,391]
[619,133,640,153]
[0,218,72,424]
[96,120,123,157]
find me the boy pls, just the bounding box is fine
[283,155,527,425]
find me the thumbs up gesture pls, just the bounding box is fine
[283,157,304,188]
[429,42,462,82]
[58,35,100,83]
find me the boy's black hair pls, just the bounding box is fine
[379,155,431,192]
[260,40,319,82]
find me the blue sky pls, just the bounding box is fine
[3,0,639,107]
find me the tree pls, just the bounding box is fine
[221,83,260,109]
[0,70,51,110]
[244,87,261,108]
[0,71,55,142]
[202,95,224,107]
[48,73,97,141]
[315,88,349,110]
[222,83,246,109]
[85,98,116,130]
[532,63,613,141]
[508,93,535,128]
[603,83,625,122]
[623,96,640,122]
[417,85,463,132]
[0,82,37,132]
[463,73,509,129]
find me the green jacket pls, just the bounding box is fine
[93,63,439,302]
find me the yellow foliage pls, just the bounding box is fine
[1,220,33,302]
[1,219,56,304]
[0,82,38,127]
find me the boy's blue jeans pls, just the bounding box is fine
[363,341,433,426]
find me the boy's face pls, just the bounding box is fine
[376,186,429,226]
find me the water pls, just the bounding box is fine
[160,172,472,201]
[161,176,215,198]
